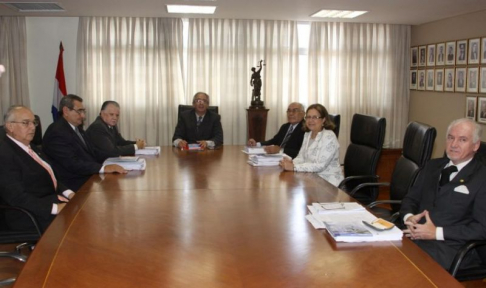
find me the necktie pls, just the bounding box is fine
[197,116,203,131]
[439,165,458,186]
[75,127,87,147]
[280,125,294,148]
[28,148,57,189]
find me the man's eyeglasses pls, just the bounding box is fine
[305,116,322,120]
[9,120,39,127]
[286,109,302,114]
[70,108,87,114]
[194,99,209,104]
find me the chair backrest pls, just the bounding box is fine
[328,114,341,138]
[389,121,436,211]
[178,104,219,121]
[343,114,386,178]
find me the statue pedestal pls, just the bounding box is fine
[247,107,269,142]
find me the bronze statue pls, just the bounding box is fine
[250,60,265,107]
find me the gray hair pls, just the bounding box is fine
[4,105,28,123]
[289,102,305,112]
[447,118,482,143]
[192,92,210,104]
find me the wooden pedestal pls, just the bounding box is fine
[247,107,269,142]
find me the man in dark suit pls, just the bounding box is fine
[43,95,126,191]
[247,102,305,158]
[0,106,74,231]
[400,118,486,270]
[172,92,223,149]
[86,101,145,158]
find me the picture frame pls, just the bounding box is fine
[410,70,417,90]
[480,67,486,94]
[468,38,480,65]
[411,47,418,67]
[467,67,479,93]
[455,67,466,92]
[417,70,426,91]
[478,97,486,124]
[466,96,477,120]
[427,44,436,66]
[436,43,445,66]
[426,69,435,91]
[445,41,456,66]
[418,45,427,67]
[456,40,468,65]
[435,68,444,91]
[444,68,455,92]
[482,37,486,64]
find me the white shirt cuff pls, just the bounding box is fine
[436,227,444,240]
[100,166,105,173]
[256,142,262,147]
[134,144,139,150]
[173,139,182,147]
[403,213,413,224]
[62,189,75,199]
[52,203,58,215]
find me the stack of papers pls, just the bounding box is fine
[306,202,403,242]
[242,146,266,154]
[135,146,161,155]
[247,154,284,166]
[103,156,147,171]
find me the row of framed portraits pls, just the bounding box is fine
[410,67,486,93]
[466,96,486,124]
[411,38,486,67]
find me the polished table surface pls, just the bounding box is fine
[14,146,461,287]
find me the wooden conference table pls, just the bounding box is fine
[14,146,461,287]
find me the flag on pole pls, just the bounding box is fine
[52,42,67,121]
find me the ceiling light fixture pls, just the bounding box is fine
[167,5,216,14]
[311,9,368,19]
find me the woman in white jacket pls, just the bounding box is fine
[280,104,343,186]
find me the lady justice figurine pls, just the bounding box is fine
[250,60,265,107]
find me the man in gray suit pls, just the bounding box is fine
[401,118,486,270]
[86,101,145,158]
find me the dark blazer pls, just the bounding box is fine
[86,116,136,159]
[0,137,69,232]
[43,117,103,191]
[172,109,223,146]
[261,121,305,159]
[400,157,486,269]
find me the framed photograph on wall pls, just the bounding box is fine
[445,41,456,65]
[417,70,426,90]
[482,37,486,64]
[419,45,426,67]
[411,47,418,67]
[456,40,468,65]
[426,69,435,90]
[468,38,480,65]
[467,67,479,93]
[427,44,436,66]
[435,68,444,91]
[444,68,455,92]
[478,97,486,124]
[466,96,477,120]
[410,70,417,90]
[455,67,466,92]
[480,67,486,94]
[436,43,445,66]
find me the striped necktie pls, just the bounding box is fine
[280,125,294,148]
[197,116,203,131]
[28,147,57,189]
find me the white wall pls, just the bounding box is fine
[26,17,78,133]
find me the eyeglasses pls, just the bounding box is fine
[286,108,302,114]
[305,116,322,120]
[9,120,39,127]
[70,108,87,114]
[194,99,209,104]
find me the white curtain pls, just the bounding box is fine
[77,17,185,145]
[186,19,299,144]
[0,16,30,119]
[308,22,410,158]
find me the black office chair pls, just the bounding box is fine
[0,205,42,285]
[366,122,437,223]
[448,141,486,281]
[178,104,219,121]
[328,114,340,138]
[338,114,386,205]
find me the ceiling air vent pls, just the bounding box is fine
[1,2,65,12]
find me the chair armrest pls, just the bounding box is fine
[0,205,42,236]
[349,182,390,197]
[367,200,401,208]
[339,175,379,187]
[449,240,486,276]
